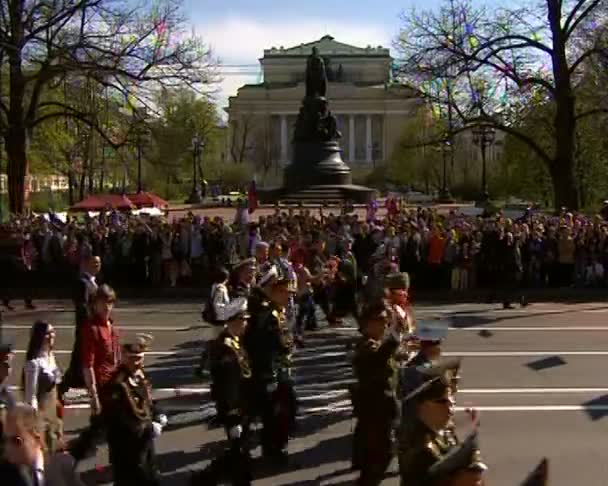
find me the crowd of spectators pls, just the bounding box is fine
[0,204,607,303]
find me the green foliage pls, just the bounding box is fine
[146,88,224,198]
[219,165,251,188]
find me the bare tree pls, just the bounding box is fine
[396,0,607,209]
[230,115,253,164]
[0,0,216,214]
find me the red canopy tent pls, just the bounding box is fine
[127,191,169,209]
[69,194,136,212]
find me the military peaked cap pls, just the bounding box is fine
[385,272,411,290]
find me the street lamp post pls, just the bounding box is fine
[436,136,453,203]
[136,131,143,193]
[132,109,148,194]
[472,121,496,205]
[186,133,205,204]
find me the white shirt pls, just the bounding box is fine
[24,352,61,410]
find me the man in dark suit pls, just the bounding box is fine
[0,402,85,486]
[59,255,101,395]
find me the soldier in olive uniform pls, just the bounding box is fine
[0,342,16,461]
[351,301,404,485]
[405,319,449,369]
[244,265,295,465]
[425,431,487,486]
[101,334,167,486]
[193,300,253,486]
[398,365,459,485]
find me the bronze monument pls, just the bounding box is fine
[259,47,375,204]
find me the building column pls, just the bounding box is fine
[349,115,355,162]
[280,115,288,165]
[366,115,373,163]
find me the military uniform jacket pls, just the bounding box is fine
[351,334,400,421]
[101,365,156,451]
[244,291,293,383]
[398,418,453,486]
[209,329,252,428]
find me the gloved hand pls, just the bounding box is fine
[228,425,242,440]
[152,422,163,439]
[156,414,168,428]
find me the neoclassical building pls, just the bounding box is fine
[226,35,420,181]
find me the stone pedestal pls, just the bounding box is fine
[258,90,375,204]
[284,141,351,187]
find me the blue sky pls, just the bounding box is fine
[184,0,497,107]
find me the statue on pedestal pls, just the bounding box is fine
[306,47,327,98]
[294,48,341,143]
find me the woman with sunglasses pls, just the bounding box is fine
[22,320,63,452]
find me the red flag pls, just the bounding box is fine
[248,180,258,214]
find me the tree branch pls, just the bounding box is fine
[569,47,604,75]
[575,108,608,121]
[564,0,601,39]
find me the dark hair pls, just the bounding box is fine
[25,321,51,362]
[214,267,230,284]
[22,320,52,388]
[94,284,117,303]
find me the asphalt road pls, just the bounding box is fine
[3,300,608,485]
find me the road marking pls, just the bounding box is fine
[2,325,201,332]
[451,326,608,331]
[15,348,608,360]
[315,404,608,413]
[459,387,608,394]
[11,350,196,356]
[444,351,608,357]
[8,324,608,333]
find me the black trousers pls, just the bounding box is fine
[191,431,251,486]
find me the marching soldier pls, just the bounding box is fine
[351,301,403,485]
[384,272,416,360]
[0,341,16,461]
[192,300,253,486]
[425,431,488,486]
[244,264,295,466]
[230,258,257,300]
[101,334,167,486]
[398,364,461,485]
[404,318,449,369]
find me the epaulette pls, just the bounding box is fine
[224,337,240,350]
[425,439,442,459]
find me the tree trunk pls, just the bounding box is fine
[79,161,86,201]
[549,158,579,211]
[6,8,26,215]
[67,169,75,206]
[548,0,580,210]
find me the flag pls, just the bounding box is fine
[248,180,258,214]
